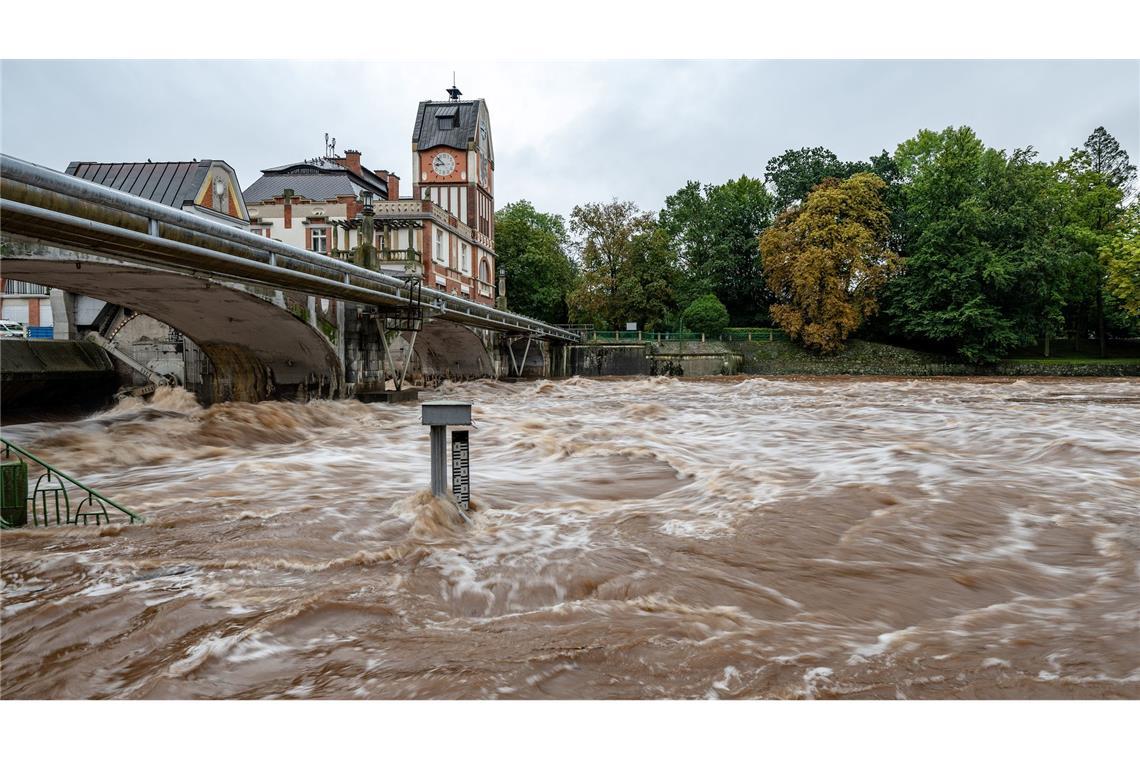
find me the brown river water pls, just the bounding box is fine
[2,376,1138,699]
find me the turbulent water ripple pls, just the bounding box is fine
[2,377,1138,699]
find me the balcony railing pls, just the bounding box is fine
[329,247,424,274]
[373,199,428,216]
[378,247,420,263]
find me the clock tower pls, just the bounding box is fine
[411,85,497,299]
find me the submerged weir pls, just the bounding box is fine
[1,377,1138,698]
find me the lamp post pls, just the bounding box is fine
[357,190,375,270]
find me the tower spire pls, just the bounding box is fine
[446,72,462,101]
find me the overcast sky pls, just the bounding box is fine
[2,60,1137,221]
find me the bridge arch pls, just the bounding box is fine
[1,247,342,403]
[376,319,494,387]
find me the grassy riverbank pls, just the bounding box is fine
[734,338,1140,377]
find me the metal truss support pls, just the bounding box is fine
[507,335,534,377]
[375,316,419,391]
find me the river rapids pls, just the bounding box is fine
[1,377,1138,699]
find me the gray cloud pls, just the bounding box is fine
[3,60,1137,222]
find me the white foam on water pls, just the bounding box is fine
[704,665,742,699]
[850,626,918,663]
[226,633,292,664]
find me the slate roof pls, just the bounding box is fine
[243,160,390,203]
[65,160,222,209]
[412,99,492,161]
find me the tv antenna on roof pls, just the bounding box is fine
[446,72,462,101]
[324,133,337,158]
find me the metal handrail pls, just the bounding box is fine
[1,437,143,527]
[0,153,575,342]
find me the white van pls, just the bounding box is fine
[0,320,27,339]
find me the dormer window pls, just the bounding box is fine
[435,105,458,131]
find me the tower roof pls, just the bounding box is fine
[412,99,493,162]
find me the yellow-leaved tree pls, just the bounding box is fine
[759,172,897,353]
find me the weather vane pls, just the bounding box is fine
[447,72,462,101]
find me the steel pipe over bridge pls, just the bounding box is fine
[1,154,577,402]
[0,154,578,341]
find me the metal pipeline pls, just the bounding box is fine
[0,153,578,342]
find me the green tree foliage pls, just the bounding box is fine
[568,199,680,330]
[1053,130,1132,351]
[493,201,577,324]
[681,294,730,337]
[659,176,774,324]
[885,127,1086,362]
[764,146,868,212]
[1101,203,1140,318]
[759,173,897,353]
[1082,126,1138,198]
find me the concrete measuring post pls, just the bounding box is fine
[421,400,472,513]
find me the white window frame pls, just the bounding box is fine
[433,228,447,265]
[310,226,328,254]
[459,242,471,274]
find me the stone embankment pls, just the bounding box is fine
[568,335,1140,378]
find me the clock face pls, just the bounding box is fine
[431,152,456,177]
[479,121,488,146]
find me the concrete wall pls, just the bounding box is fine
[0,339,117,409]
[568,341,741,377]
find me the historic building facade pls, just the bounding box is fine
[242,90,498,305]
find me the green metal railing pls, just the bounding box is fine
[0,437,143,529]
[579,328,789,344]
[720,329,788,342]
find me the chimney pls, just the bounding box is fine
[343,149,362,175]
[387,172,400,200]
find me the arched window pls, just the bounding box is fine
[479,257,491,283]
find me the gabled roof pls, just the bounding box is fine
[243,157,390,203]
[66,160,227,209]
[412,99,493,162]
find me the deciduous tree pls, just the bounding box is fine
[681,294,730,337]
[764,146,868,212]
[885,127,1080,362]
[660,176,774,324]
[759,173,896,353]
[494,201,577,324]
[568,199,679,330]
[1101,203,1140,318]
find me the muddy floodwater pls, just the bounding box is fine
[2,377,1138,699]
